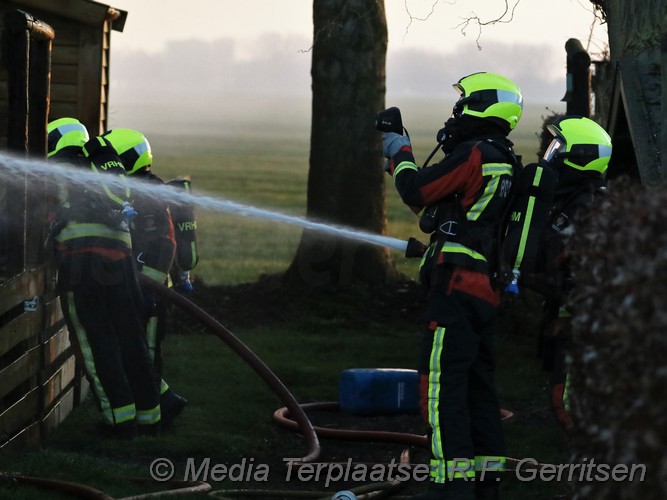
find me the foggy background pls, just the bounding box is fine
[108,35,569,138]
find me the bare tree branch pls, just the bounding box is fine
[583,1,608,54]
[400,0,454,42]
[397,0,522,50]
[455,0,520,50]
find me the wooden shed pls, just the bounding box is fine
[0,0,127,453]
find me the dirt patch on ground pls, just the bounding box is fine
[183,273,426,332]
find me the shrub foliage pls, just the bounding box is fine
[566,179,667,497]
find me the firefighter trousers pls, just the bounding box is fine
[142,287,177,400]
[59,253,161,428]
[141,286,168,377]
[418,289,505,497]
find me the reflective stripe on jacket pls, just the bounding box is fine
[394,138,515,275]
[55,222,132,253]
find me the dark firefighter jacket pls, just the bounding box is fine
[539,175,606,303]
[390,136,516,305]
[130,169,176,284]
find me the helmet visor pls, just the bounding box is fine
[451,88,523,124]
[543,138,566,162]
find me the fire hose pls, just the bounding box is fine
[140,275,322,464]
[0,473,211,499]
[273,402,427,448]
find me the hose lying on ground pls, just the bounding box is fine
[0,473,212,500]
[273,401,428,448]
[0,473,114,500]
[141,275,322,464]
[209,448,413,500]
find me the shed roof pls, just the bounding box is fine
[12,0,127,31]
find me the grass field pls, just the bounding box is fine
[0,100,570,498]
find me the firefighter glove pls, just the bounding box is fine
[382,132,411,159]
[175,271,194,294]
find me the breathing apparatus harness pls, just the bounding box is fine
[419,114,522,280]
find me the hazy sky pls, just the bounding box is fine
[105,1,609,132]
[108,0,606,56]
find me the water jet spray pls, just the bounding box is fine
[0,152,412,254]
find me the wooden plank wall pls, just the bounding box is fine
[49,24,81,122]
[0,7,91,453]
[45,13,107,137]
[0,269,79,454]
[100,20,110,134]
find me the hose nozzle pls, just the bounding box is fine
[405,237,427,259]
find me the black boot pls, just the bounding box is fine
[161,389,187,428]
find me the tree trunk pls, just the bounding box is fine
[284,0,398,286]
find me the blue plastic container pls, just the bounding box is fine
[338,368,419,416]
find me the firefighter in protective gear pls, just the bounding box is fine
[48,118,162,438]
[383,72,523,500]
[537,115,612,430]
[102,128,187,426]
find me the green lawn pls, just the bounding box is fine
[0,106,570,498]
[148,131,426,284]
